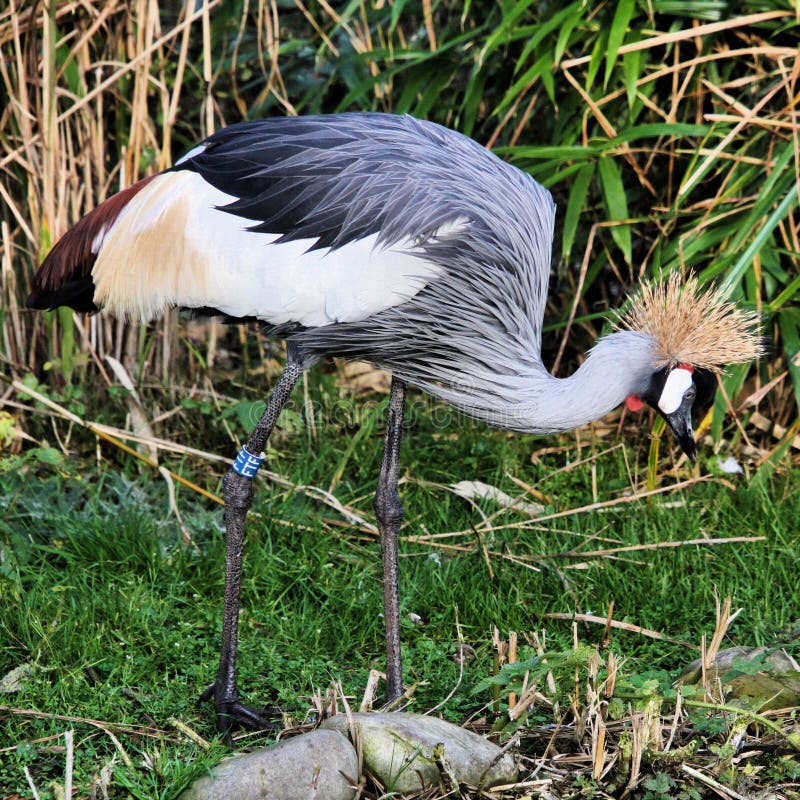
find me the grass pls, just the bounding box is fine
[1,366,799,797]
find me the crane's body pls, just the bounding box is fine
[28,112,758,735]
[29,114,659,432]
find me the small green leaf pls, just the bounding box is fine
[562,162,594,263]
[32,447,64,466]
[643,772,675,794]
[230,399,267,431]
[597,155,631,264]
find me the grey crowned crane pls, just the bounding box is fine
[27,112,759,735]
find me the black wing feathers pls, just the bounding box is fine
[176,114,461,251]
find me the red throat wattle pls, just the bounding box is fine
[625,395,645,412]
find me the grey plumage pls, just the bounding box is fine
[182,113,574,429]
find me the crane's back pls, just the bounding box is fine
[28,113,556,414]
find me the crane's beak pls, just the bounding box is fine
[661,394,697,463]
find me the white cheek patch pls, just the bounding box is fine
[658,368,693,415]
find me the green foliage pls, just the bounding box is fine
[643,771,676,797]
[2,420,799,795]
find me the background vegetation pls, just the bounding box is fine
[1,0,799,798]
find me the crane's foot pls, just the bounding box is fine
[199,683,282,738]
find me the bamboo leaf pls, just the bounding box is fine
[586,32,607,91]
[562,162,594,263]
[58,307,75,383]
[597,156,632,265]
[495,54,554,116]
[605,0,636,88]
[413,68,454,119]
[608,123,710,144]
[554,7,584,64]
[711,364,750,444]
[768,272,800,313]
[478,0,540,65]
[778,309,800,415]
[498,144,600,160]
[515,3,583,69]
[718,189,798,300]
[751,419,800,491]
[647,415,667,491]
[650,0,725,21]
[622,47,642,112]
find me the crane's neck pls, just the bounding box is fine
[442,330,659,434]
[528,330,657,432]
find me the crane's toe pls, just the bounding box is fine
[199,683,282,738]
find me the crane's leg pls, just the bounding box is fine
[201,361,301,736]
[375,376,407,703]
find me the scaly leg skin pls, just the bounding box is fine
[374,376,407,703]
[200,361,301,737]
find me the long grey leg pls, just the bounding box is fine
[201,361,301,735]
[375,376,407,703]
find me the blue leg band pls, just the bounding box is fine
[232,447,264,478]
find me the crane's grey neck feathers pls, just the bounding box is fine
[290,316,659,435]
[419,329,659,433]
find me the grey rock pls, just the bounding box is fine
[321,712,517,793]
[681,646,800,710]
[0,663,33,693]
[182,729,358,800]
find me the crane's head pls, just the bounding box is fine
[618,275,761,463]
[625,365,716,462]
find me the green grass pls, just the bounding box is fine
[1,376,798,797]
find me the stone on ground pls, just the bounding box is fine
[321,711,517,793]
[182,729,358,800]
[681,646,800,709]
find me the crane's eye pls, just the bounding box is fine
[684,386,697,404]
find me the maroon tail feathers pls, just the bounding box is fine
[27,175,157,312]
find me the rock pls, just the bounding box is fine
[321,712,517,792]
[0,663,33,693]
[182,729,358,800]
[680,646,800,709]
